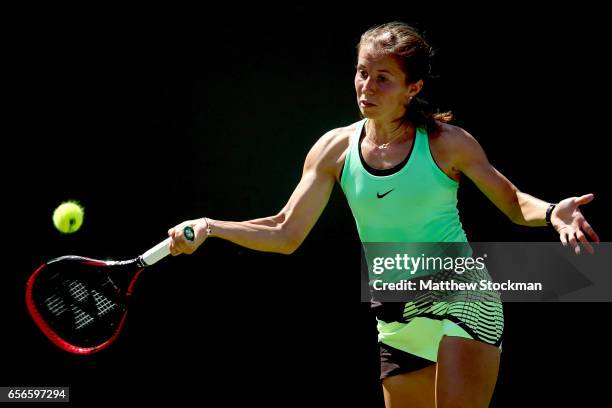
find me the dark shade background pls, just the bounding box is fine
[3,5,610,406]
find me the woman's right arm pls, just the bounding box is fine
[168,128,345,256]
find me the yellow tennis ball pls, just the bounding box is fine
[52,201,84,233]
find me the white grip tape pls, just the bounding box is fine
[140,237,171,266]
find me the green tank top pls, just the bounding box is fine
[340,119,467,243]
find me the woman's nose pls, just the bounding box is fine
[362,77,376,95]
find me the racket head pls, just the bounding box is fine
[26,255,143,355]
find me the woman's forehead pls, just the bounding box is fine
[357,47,402,73]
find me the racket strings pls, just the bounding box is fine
[91,288,119,316]
[71,302,95,330]
[35,269,127,345]
[63,277,122,327]
[68,280,89,302]
[45,293,68,317]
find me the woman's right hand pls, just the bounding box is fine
[167,218,210,256]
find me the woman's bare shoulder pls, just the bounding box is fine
[432,121,488,164]
[306,121,361,177]
[432,121,472,139]
[319,121,360,146]
[431,121,481,149]
[311,121,359,156]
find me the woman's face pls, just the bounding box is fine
[355,47,415,121]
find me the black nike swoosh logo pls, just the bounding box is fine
[377,189,394,199]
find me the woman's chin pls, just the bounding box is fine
[359,110,380,120]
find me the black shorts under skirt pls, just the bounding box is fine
[379,342,436,380]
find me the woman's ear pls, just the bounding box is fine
[408,79,424,99]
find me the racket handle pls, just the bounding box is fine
[140,226,195,266]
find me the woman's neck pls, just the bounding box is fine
[365,118,413,145]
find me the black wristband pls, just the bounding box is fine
[545,204,556,226]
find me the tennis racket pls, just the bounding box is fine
[25,226,195,355]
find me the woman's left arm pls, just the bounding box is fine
[450,126,600,254]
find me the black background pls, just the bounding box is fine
[3,5,610,406]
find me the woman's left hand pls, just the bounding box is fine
[551,193,600,255]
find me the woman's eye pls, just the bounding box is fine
[359,70,368,78]
[377,75,387,82]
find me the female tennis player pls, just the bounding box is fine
[167,22,599,407]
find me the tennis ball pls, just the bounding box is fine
[53,201,84,233]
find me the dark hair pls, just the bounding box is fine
[357,21,452,131]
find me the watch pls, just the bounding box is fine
[545,204,557,226]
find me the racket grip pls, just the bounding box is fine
[140,226,195,266]
[140,238,171,266]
